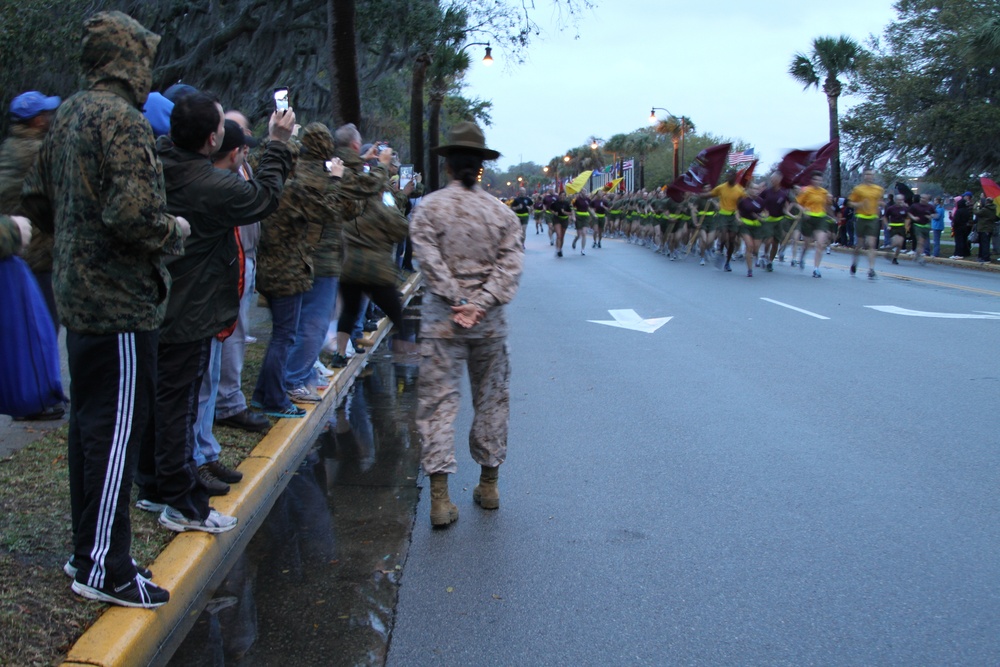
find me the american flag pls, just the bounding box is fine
[728,149,755,165]
[622,158,634,170]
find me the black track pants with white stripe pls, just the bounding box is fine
[67,330,157,588]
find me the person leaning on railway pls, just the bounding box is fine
[21,10,191,609]
[409,121,524,528]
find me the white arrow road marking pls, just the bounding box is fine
[588,309,672,333]
[865,306,1000,320]
[760,298,830,320]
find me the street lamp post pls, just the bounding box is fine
[428,42,493,192]
[650,106,689,180]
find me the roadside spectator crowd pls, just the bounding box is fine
[0,11,421,609]
[830,191,998,263]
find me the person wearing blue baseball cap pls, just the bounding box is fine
[143,91,173,137]
[0,90,64,421]
[0,91,61,326]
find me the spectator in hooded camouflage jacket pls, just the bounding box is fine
[21,10,190,609]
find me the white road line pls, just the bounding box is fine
[760,298,830,320]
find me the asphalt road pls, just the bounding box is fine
[388,230,1000,666]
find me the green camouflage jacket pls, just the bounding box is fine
[21,11,185,334]
[256,123,337,298]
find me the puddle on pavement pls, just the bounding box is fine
[169,313,423,667]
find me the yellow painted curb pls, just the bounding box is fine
[61,273,422,667]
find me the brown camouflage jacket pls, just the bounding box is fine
[337,148,408,286]
[0,124,53,272]
[21,12,185,334]
[410,181,524,339]
[0,215,22,260]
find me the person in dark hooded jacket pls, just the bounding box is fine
[21,11,188,609]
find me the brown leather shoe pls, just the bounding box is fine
[203,460,243,484]
[198,465,230,496]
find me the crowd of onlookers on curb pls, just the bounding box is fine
[829,192,999,263]
[0,11,422,609]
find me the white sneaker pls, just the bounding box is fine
[314,360,334,378]
[288,386,321,404]
[159,507,237,534]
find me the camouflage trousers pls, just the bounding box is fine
[417,337,511,475]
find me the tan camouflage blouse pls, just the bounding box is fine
[410,181,524,339]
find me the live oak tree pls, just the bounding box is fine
[842,0,1000,189]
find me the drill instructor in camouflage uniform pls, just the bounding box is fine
[410,122,524,527]
[22,11,190,608]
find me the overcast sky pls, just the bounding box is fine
[460,0,897,171]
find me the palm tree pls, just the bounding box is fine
[628,131,659,190]
[426,46,471,191]
[654,116,696,181]
[789,35,864,198]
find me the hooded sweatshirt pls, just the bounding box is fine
[21,11,186,334]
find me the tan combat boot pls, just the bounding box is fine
[429,473,458,527]
[472,465,500,510]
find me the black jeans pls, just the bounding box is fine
[67,329,157,588]
[978,231,992,261]
[136,337,212,520]
[336,282,403,335]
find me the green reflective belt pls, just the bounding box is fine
[888,222,904,226]
[806,211,827,217]
[763,216,784,222]
[701,211,716,216]
[719,209,735,215]
[914,223,930,228]
[856,214,878,220]
[742,220,761,226]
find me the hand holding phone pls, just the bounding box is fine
[268,108,296,143]
[274,87,289,113]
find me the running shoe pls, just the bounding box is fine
[314,360,335,377]
[724,262,732,272]
[159,507,238,534]
[868,269,877,279]
[136,498,167,513]
[813,269,822,278]
[747,270,753,278]
[572,237,577,249]
[850,263,857,275]
[72,574,169,609]
[65,556,152,581]
[329,353,348,368]
[766,262,773,272]
[263,404,306,419]
[699,258,706,266]
[288,386,322,404]
[892,257,899,265]
[557,251,563,257]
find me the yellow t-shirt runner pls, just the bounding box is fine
[848,183,884,218]
[710,183,745,214]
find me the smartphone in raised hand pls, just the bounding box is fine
[274,87,289,113]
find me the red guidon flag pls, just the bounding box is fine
[666,143,732,202]
[980,177,1000,199]
[737,160,758,187]
[778,141,837,188]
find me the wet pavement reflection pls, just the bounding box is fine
[169,339,422,667]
